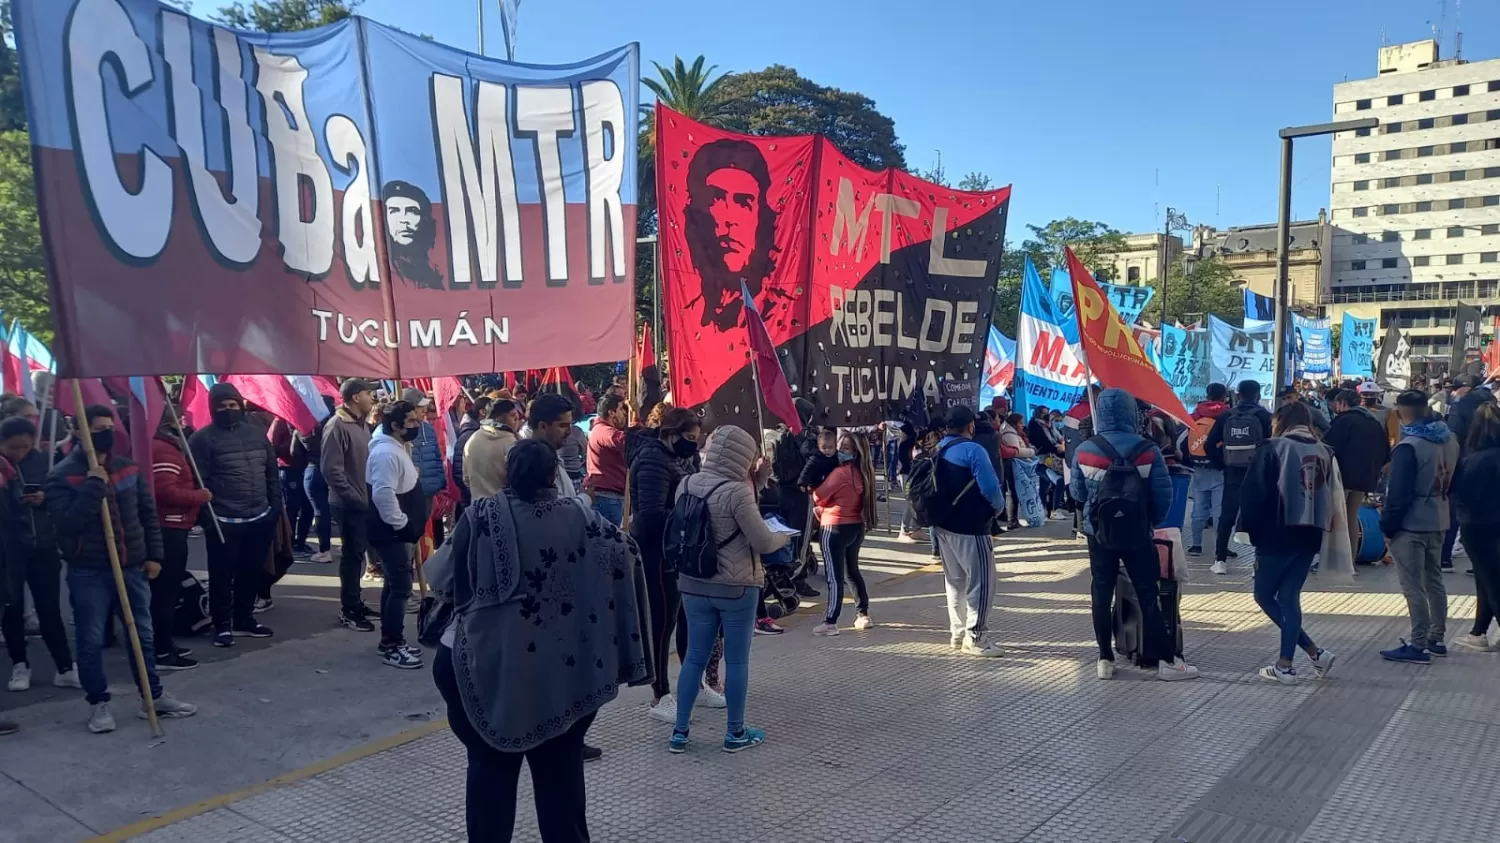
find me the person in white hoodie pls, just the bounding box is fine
[367,400,427,670]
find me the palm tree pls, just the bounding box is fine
[639,55,731,165]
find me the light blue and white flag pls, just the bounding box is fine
[1017,256,1088,418]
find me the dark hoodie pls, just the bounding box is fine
[1203,398,1273,475]
[188,383,280,520]
[627,427,683,562]
[1324,405,1390,493]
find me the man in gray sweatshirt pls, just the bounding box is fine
[1379,390,1460,664]
[321,378,376,631]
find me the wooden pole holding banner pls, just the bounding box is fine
[157,378,225,544]
[69,380,163,738]
[622,338,638,527]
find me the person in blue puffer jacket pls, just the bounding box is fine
[402,388,446,546]
[1070,388,1199,682]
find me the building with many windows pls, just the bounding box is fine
[1327,39,1500,367]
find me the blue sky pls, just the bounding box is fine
[361,0,1500,239]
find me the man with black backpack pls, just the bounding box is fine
[1071,388,1199,682]
[1204,380,1273,574]
[910,406,1006,657]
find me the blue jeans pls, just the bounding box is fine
[593,494,623,527]
[674,589,758,736]
[1252,550,1316,662]
[1188,468,1224,548]
[303,465,332,553]
[68,566,160,705]
[884,439,900,485]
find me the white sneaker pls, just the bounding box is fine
[1211,560,1228,575]
[853,613,874,631]
[145,692,199,719]
[309,550,333,563]
[696,682,727,709]
[647,695,677,723]
[252,597,273,613]
[88,702,116,733]
[961,640,1003,658]
[950,634,965,650]
[1311,648,1338,678]
[896,530,919,544]
[813,622,840,636]
[1258,664,1298,685]
[7,663,31,692]
[361,573,384,588]
[1157,658,1201,681]
[381,645,423,670]
[52,669,82,689]
[1096,659,1115,680]
[1455,634,1495,651]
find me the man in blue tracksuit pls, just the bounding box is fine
[932,406,1006,657]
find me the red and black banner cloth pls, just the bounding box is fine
[656,105,1011,430]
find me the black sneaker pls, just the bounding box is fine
[1440,560,1455,573]
[155,652,199,671]
[233,622,274,638]
[583,744,603,763]
[340,610,375,632]
[292,543,315,556]
[355,603,379,620]
[212,630,234,648]
[1187,546,1203,557]
[794,582,820,598]
[173,646,193,658]
[1226,550,1240,559]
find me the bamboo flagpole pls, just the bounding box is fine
[70,380,163,737]
[157,378,224,543]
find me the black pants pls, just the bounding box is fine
[821,523,869,623]
[1464,522,1500,637]
[281,467,313,547]
[433,645,594,843]
[1086,537,1173,667]
[1215,474,1245,562]
[204,519,275,631]
[777,484,814,581]
[333,506,368,614]
[3,549,72,673]
[373,541,414,645]
[150,528,191,656]
[639,541,680,699]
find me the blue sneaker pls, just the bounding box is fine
[1428,640,1449,657]
[722,726,766,753]
[668,729,689,754]
[1380,640,1432,664]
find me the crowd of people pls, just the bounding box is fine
[5,364,1500,843]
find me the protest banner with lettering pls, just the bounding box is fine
[979,327,1016,406]
[1209,315,1275,396]
[1291,313,1331,381]
[1340,313,1376,379]
[13,0,637,378]
[1016,256,1087,418]
[1376,323,1411,391]
[1050,268,1154,341]
[941,378,979,411]
[1161,324,1209,406]
[1454,301,1483,372]
[656,106,1010,428]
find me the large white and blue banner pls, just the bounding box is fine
[979,327,1016,407]
[1210,315,1275,396]
[1291,313,1332,381]
[1161,324,1209,406]
[1340,313,1376,379]
[1051,267,1155,341]
[1016,257,1087,417]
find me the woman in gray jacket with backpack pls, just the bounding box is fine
[669,425,788,755]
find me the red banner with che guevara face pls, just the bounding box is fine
[656,105,1011,429]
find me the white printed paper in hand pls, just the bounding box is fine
[763,516,801,536]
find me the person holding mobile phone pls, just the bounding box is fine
[0,409,79,698]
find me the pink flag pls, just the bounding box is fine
[431,375,466,505]
[224,374,319,435]
[124,376,166,469]
[180,376,213,431]
[312,375,341,401]
[740,282,802,434]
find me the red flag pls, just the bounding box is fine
[1065,247,1191,425]
[312,375,341,401]
[0,339,17,395]
[740,282,801,434]
[224,374,319,435]
[180,376,212,431]
[637,323,656,372]
[431,375,466,507]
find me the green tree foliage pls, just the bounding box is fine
[1020,217,1128,281]
[215,0,360,31]
[715,65,906,171]
[1140,256,1244,327]
[0,130,50,342]
[0,3,25,131]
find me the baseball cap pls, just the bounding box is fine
[1448,374,1478,390]
[340,378,377,402]
[400,387,432,407]
[1356,381,1383,395]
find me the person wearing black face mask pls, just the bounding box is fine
[365,400,427,669]
[189,383,281,648]
[47,405,198,732]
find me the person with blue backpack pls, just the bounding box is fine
[1071,388,1200,682]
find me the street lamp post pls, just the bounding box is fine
[1273,117,1378,391]
[1159,208,1190,348]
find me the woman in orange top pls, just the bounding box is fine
[812,432,879,636]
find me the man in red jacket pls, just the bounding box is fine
[1185,383,1231,563]
[585,394,629,526]
[150,417,213,671]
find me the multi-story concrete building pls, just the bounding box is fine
[1327,39,1500,368]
